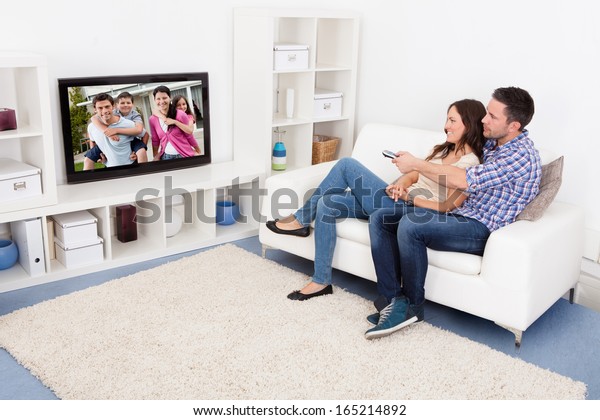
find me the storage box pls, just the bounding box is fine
[52,210,98,247]
[0,108,17,131]
[54,236,104,269]
[273,43,309,71]
[312,135,340,165]
[0,158,42,203]
[116,204,137,243]
[314,89,343,118]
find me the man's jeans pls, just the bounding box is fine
[292,157,409,285]
[369,206,490,307]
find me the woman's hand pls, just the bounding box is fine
[385,183,409,202]
[392,151,419,173]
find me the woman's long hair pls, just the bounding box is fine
[426,99,486,162]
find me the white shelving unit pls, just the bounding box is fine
[0,51,265,294]
[0,52,57,213]
[233,8,360,175]
[0,161,263,293]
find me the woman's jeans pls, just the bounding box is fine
[161,153,183,160]
[293,157,406,285]
[368,206,490,308]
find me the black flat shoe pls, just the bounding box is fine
[287,284,333,301]
[266,219,310,237]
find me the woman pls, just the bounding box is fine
[266,99,486,300]
[149,86,201,160]
[173,94,196,131]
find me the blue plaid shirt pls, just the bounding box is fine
[452,130,542,232]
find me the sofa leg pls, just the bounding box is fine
[512,329,523,349]
[495,323,523,349]
[261,244,272,258]
[569,288,575,304]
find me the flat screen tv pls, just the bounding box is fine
[58,72,211,184]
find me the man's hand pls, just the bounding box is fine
[130,151,137,161]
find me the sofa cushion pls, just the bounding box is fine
[427,249,482,275]
[335,217,371,246]
[516,156,564,222]
[334,218,482,276]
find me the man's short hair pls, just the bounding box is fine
[492,87,535,130]
[93,92,114,107]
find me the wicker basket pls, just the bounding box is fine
[312,135,340,165]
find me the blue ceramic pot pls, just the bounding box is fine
[216,201,240,226]
[0,239,19,270]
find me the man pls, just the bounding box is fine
[85,91,149,167]
[84,93,137,170]
[365,87,542,340]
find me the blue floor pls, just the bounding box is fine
[1,236,599,400]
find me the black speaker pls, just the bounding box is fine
[116,204,137,243]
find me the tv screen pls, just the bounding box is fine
[58,72,211,184]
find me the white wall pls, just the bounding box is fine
[3,0,600,240]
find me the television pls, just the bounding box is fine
[58,72,211,184]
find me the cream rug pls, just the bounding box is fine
[0,244,587,400]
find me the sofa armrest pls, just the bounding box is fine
[480,201,584,293]
[261,161,337,220]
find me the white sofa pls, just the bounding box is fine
[259,123,584,345]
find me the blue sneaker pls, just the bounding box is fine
[365,297,424,340]
[366,312,379,325]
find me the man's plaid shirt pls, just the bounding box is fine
[452,130,542,232]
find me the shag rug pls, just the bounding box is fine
[0,244,587,400]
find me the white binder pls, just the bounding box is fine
[10,218,45,277]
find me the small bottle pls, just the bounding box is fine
[272,128,287,171]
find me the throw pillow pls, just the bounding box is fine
[516,155,564,221]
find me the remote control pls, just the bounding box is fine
[382,150,396,159]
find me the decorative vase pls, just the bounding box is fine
[216,201,240,225]
[0,239,19,270]
[272,128,287,171]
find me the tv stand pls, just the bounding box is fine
[0,160,264,293]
